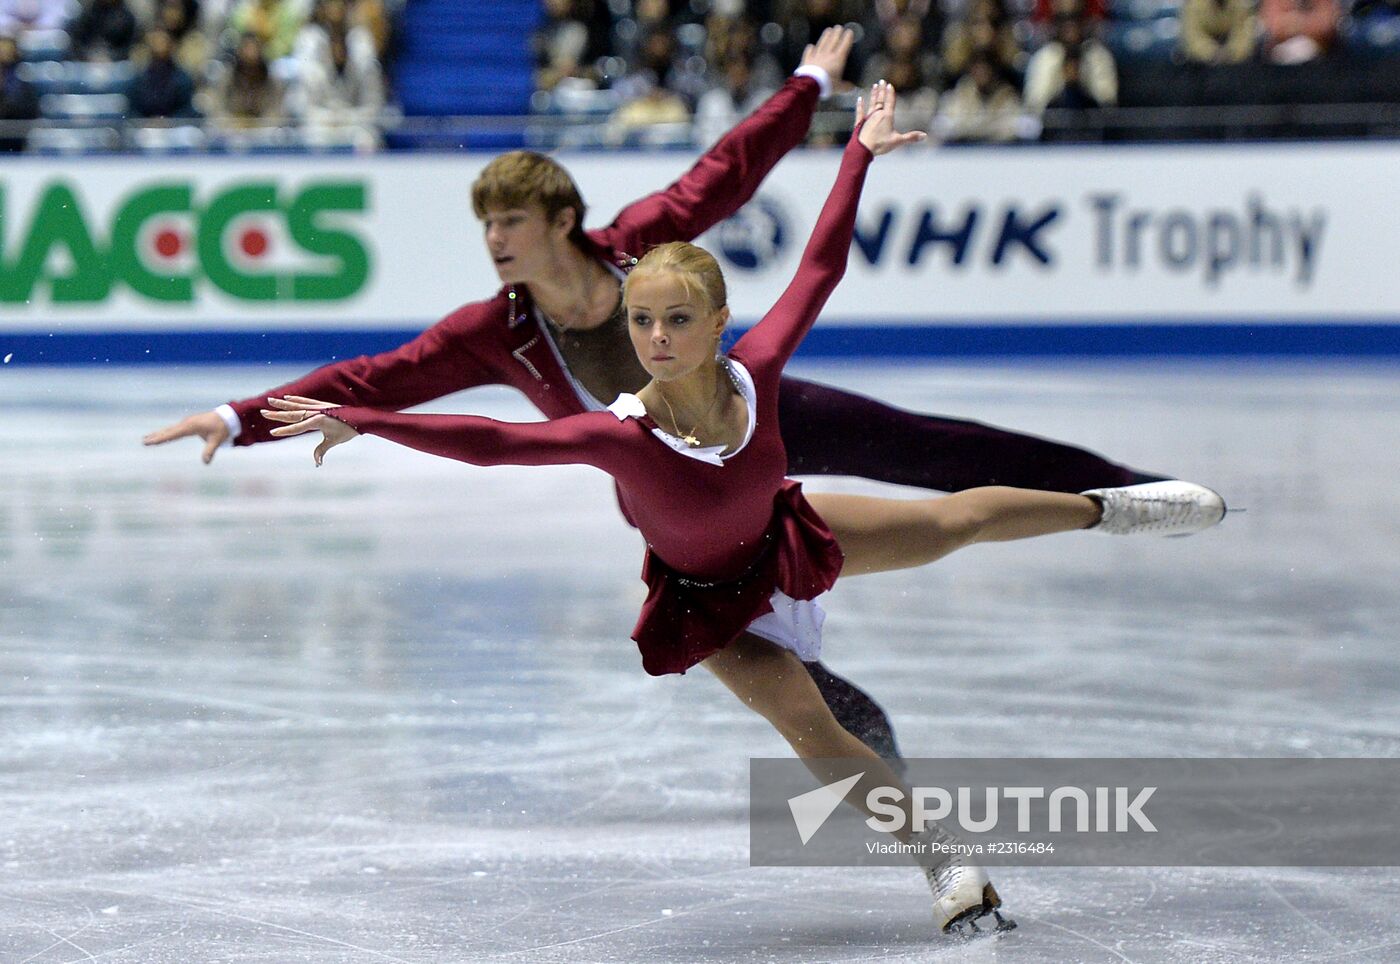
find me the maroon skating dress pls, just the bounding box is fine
[324,135,874,675]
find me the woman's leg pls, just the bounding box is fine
[705,634,1008,931]
[807,487,1101,578]
[704,633,918,840]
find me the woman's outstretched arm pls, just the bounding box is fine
[734,82,925,371]
[261,395,627,472]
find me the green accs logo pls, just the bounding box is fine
[0,179,371,304]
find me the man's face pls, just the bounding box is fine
[480,204,570,285]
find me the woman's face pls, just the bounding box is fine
[626,272,727,382]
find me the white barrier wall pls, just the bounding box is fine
[1,141,1397,333]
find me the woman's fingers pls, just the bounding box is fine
[266,413,326,436]
[261,408,318,423]
[265,395,337,410]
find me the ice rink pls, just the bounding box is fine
[3,360,1398,962]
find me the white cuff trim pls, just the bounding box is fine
[793,64,832,99]
[215,404,241,445]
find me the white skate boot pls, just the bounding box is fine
[1081,481,1226,537]
[913,825,1016,935]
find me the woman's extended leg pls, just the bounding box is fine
[807,486,1100,577]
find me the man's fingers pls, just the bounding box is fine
[822,26,851,53]
[142,423,189,445]
[201,435,220,464]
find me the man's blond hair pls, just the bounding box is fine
[471,151,588,242]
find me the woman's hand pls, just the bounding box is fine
[261,395,359,466]
[856,80,927,156]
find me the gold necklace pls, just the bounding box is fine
[656,374,727,448]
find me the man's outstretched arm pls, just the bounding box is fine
[603,27,853,251]
[143,301,499,461]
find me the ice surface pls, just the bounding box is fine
[1,361,1398,962]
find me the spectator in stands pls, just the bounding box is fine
[1023,5,1116,113]
[154,0,212,77]
[349,0,393,65]
[227,0,303,61]
[861,15,939,91]
[612,0,674,68]
[0,0,68,38]
[866,0,943,40]
[613,27,676,102]
[884,54,939,131]
[942,0,1021,81]
[1030,0,1105,27]
[69,0,140,61]
[693,53,777,146]
[1037,47,1114,140]
[933,47,1024,142]
[862,16,939,129]
[606,84,690,144]
[1180,0,1257,64]
[299,28,384,150]
[773,0,869,76]
[1259,0,1339,63]
[606,29,691,146]
[296,0,376,77]
[209,30,284,128]
[704,13,784,94]
[0,32,39,151]
[534,0,593,91]
[128,27,199,117]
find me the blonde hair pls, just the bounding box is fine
[623,242,728,316]
[471,151,587,242]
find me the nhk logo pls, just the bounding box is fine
[0,179,370,304]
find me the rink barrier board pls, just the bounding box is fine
[4,322,1400,365]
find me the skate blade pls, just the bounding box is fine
[942,884,1017,937]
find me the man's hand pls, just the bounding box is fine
[143,411,230,464]
[261,396,359,467]
[856,80,928,156]
[800,26,854,83]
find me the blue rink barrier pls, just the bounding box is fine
[2,322,1400,365]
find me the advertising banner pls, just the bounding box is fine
[1,142,1397,352]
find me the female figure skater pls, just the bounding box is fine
[263,84,1224,934]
